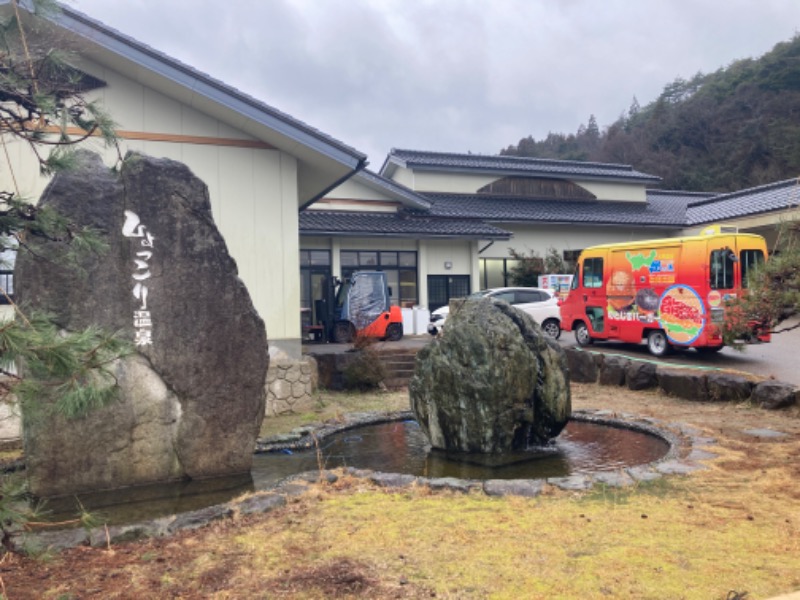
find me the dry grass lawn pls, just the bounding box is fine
[3,383,800,599]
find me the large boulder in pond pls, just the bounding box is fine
[14,151,268,497]
[409,297,571,453]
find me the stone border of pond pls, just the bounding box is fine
[12,407,713,554]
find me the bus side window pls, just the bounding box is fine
[709,249,735,290]
[583,257,603,289]
[739,249,764,288]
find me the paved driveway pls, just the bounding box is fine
[304,316,800,388]
[558,315,800,387]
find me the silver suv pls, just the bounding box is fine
[427,287,561,339]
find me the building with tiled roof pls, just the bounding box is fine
[304,149,798,319]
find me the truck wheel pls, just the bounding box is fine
[646,330,671,357]
[333,322,354,344]
[542,318,561,340]
[574,321,593,346]
[386,323,403,342]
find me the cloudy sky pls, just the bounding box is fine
[72,0,799,167]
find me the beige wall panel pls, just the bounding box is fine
[424,240,474,275]
[412,171,497,193]
[278,153,301,350]
[217,147,256,266]
[217,119,254,140]
[181,104,221,138]
[389,166,415,189]
[143,88,183,135]
[299,237,332,250]
[2,138,44,199]
[142,140,183,162]
[310,200,396,212]
[482,225,676,259]
[579,180,647,202]
[181,144,221,217]
[327,178,394,201]
[0,305,12,323]
[84,62,145,131]
[338,238,418,251]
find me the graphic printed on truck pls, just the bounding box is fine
[605,247,706,344]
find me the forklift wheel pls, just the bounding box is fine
[333,322,355,344]
[386,323,403,342]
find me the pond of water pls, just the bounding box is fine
[41,418,668,527]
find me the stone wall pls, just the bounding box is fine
[265,356,318,416]
[564,348,799,409]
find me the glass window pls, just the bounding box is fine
[582,257,603,288]
[492,291,515,303]
[484,259,506,288]
[515,290,544,304]
[399,252,416,267]
[341,249,418,307]
[0,271,12,304]
[309,250,330,266]
[340,251,358,267]
[710,249,735,290]
[384,270,400,305]
[0,248,16,304]
[740,249,764,289]
[399,270,417,307]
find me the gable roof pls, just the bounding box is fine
[380,148,662,184]
[686,178,800,226]
[349,169,432,210]
[299,210,511,240]
[8,1,367,206]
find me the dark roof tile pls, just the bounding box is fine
[686,178,800,225]
[300,210,511,239]
[383,149,661,183]
[414,190,700,227]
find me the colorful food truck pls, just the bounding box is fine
[559,226,771,356]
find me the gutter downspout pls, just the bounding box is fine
[479,241,495,254]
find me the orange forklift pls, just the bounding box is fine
[314,271,404,343]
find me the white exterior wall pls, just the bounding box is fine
[325,178,395,202]
[411,171,500,193]
[1,59,305,356]
[578,180,647,202]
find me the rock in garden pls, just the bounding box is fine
[15,151,268,497]
[409,297,571,453]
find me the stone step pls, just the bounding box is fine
[383,377,412,389]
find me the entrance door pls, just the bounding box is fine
[300,268,332,334]
[428,275,471,312]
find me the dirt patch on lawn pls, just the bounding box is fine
[3,383,799,599]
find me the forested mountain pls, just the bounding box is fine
[501,35,800,193]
